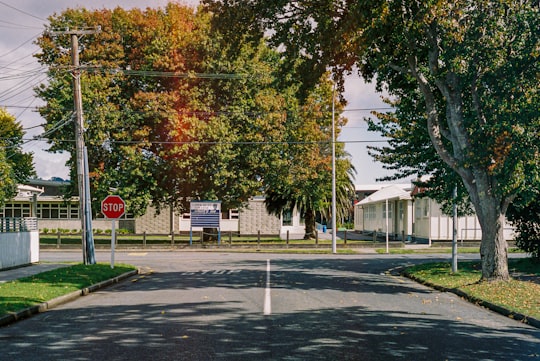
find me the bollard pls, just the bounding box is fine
[315,231,318,247]
[143,231,147,248]
[257,230,261,249]
[344,230,347,245]
[57,231,61,249]
[286,230,289,249]
[229,231,232,247]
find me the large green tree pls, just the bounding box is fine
[263,75,355,239]
[204,0,540,281]
[0,108,36,206]
[35,4,291,216]
[36,3,350,229]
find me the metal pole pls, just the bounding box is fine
[83,147,95,264]
[452,185,458,273]
[385,198,389,254]
[331,82,337,254]
[110,219,115,269]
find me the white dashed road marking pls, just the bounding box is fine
[264,259,272,316]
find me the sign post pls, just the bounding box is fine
[101,195,126,268]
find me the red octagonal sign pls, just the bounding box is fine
[101,195,126,219]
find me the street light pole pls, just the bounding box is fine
[331,82,337,254]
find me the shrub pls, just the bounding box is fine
[508,198,540,261]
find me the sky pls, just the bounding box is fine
[0,0,397,185]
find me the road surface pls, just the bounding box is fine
[1,251,538,360]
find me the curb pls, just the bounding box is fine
[403,271,540,329]
[0,269,139,328]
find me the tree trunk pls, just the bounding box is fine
[479,214,509,281]
[413,67,511,282]
[466,180,510,281]
[304,209,317,240]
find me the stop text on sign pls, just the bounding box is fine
[101,195,126,219]
[103,203,124,212]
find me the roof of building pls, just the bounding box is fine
[357,185,412,205]
[355,183,411,192]
[15,185,44,198]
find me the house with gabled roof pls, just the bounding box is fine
[354,183,515,244]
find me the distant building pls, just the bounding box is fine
[353,183,411,234]
[354,183,515,243]
[3,179,305,238]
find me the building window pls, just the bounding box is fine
[365,205,376,220]
[1,203,31,218]
[382,202,393,219]
[415,198,430,218]
[221,209,239,220]
[70,204,79,219]
[282,209,292,226]
[38,203,72,219]
[423,199,430,217]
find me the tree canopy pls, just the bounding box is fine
[263,75,355,238]
[35,3,356,231]
[0,108,36,206]
[203,0,540,280]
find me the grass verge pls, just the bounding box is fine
[404,259,540,321]
[0,263,137,316]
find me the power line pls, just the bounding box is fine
[0,1,47,22]
[14,137,388,146]
[0,32,42,61]
[86,67,247,80]
[343,107,393,112]
[0,18,42,30]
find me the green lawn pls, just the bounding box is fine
[404,259,540,320]
[0,263,136,316]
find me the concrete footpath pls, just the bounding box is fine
[0,263,71,283]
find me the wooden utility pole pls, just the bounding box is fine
[49,28,100,265]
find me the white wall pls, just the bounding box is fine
[0,231,39,269]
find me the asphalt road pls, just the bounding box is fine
[1,251,539,360]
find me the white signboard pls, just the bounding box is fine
[190,201,221,227]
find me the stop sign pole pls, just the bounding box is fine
[101,195,126,268]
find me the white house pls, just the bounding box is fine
[355,185,413,241]
[354,184,515,243]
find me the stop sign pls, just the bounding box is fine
[101,195,126,219]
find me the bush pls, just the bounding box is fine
[508,198,540,261]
